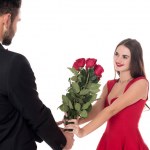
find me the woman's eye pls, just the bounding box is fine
[123,55,128,59]
[114,52,118,56]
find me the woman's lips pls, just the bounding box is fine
[116,63,124,67]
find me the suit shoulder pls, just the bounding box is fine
[0,49,28,62]
[6,51,29,65]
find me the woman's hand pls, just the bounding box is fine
[64,119,84,138]
[57,120,64,126]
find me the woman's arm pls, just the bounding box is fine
[79,84,108,125]
[66,79,148,137]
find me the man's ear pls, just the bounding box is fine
[2,13,11,30]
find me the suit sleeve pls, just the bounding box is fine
[7,54,66,150]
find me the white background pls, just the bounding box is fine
[7,0,150,149]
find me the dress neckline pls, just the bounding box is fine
[107,77,146,105]
[107,78,134,105]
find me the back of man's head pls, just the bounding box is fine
[0,0,22,22]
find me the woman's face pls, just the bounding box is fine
[114,45,131,73]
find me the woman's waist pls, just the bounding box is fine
[106,120,139,131]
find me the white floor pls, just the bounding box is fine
[37,102,150,150]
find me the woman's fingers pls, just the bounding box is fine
[65,124,75,128]
[57,120,64,125]
[67,119,78,125]
[65,124,79,133]
[64,123,83,137]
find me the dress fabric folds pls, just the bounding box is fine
[97,77,149,150]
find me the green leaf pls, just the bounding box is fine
[62,95,70,105]
[75,103,81,111]
[71,76,78,81]
[68,67,78,75]
[80,110,88,118]
[89,94,97,102]
[80,69,87,78]
[83,95,92,102]
[66,93,74,101]
[86,104,92,112]
[88,68,94,75]
[66,90,76,101]
[78,75,82,82]
[80,89,89,95]
[62,94,74,109]
[68,100,73,109]
[90,75,97,81]
[88,83,100,90]
[68,88,74,94]
[90,88,100,94]
[82,102,91,109]
[67,109,78,119]
[78,98,84,104]
[72,82,80,93]
[59,104,69,112]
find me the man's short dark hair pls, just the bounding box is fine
[0,0,22,21]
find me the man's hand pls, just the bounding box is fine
[62,131,74,150]
[58,119,74,149]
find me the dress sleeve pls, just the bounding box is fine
[7,54,66,150]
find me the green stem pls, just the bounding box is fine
[84,72,89,88]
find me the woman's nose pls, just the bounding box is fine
[115,56,122,63]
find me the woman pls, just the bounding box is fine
[65,38,149,149]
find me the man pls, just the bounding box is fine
[0,0,74,149]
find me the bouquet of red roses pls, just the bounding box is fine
[59,58,104,120]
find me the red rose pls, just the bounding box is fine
[73,58,85,70]
[85,58,97,69]
[94,64,104,78]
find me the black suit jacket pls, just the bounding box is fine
[0,44,66,150]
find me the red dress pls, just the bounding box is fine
[97,77,149,150]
